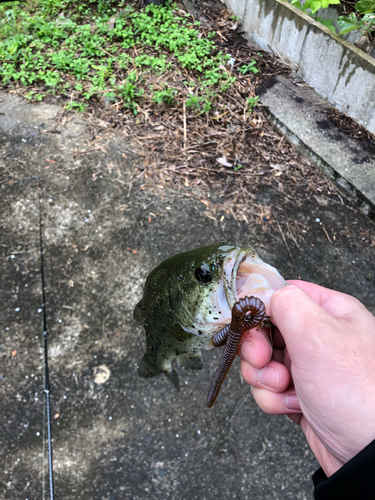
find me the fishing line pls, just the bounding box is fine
[39,195,54,500]
[180,324,274,499]
[179,389,251,500]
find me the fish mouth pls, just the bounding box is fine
[191,245,287,339]
[223,247,286,316]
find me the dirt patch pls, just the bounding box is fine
[93,1,343,223]
[326,107,375,141]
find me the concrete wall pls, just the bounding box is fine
[224,0,375,134]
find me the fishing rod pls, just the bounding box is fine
[39,195,54,500]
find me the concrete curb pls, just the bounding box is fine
[262,104,375,221]
[257,75,375,223]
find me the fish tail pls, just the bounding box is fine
[138,353,164,378]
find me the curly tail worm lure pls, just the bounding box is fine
[207,296,266,408]
[211,324,230,348]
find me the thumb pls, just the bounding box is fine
[270,285,339,360]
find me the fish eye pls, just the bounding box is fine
[195,265,212,284]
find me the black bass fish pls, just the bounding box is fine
[134,243,287,396]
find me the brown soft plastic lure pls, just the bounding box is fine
[207,296,266,408]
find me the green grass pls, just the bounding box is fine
[0,0,253,116]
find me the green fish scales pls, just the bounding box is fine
[134,243,287,405]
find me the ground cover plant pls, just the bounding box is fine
[285,0,375,52]
[337,0,375,51]
[0,0,250,113]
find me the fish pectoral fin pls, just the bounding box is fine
[166,368,180,392]
[139,353,180,391]
[138,353,163,379]
[177,353,204,372]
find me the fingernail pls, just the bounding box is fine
[285,392,300,410]
[258,367,279,390]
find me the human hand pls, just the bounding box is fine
[238,281,375,477]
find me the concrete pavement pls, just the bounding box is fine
[1,92,375,500]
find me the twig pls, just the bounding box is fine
[183,100,187,149]
[287,222,300,249]
[322,225,332,243]
[293,173,343,206]
[275,216,301,279]
[75,147,106,155]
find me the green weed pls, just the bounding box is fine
[153,85,177,105]
[186,94,212,113]
[246,95,260,112]
[66,100,87,112]
[285,0,375,38]
[117,76,145,115]
[238,60,259,75]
